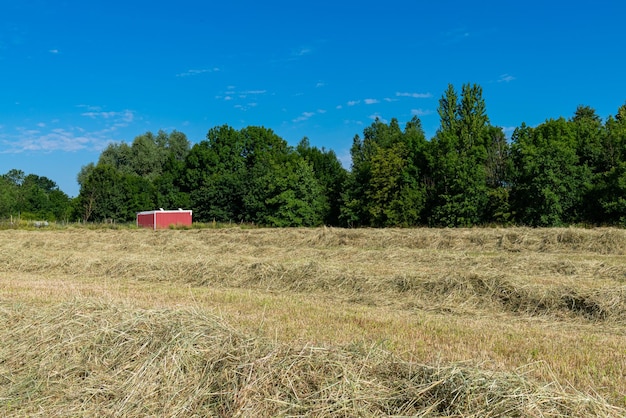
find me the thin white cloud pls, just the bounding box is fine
[77,104,102,112]
[234,102,259,111]
[498,74,516,83]
[411,108,433,117]
[347,100,360,106]
[293,47,312,57]
[337,149,351,169]
[364,99,379,105]
[81,110,134,124]
[0,125,118,153]
[501,126,517,138]
[316,81,325,88]
[227,89,268,101]
[317,109,326,114]
[384,98,397,102]
[81,111,117,119]
[336,105,343,110]
[292,111,316,123]
[368,113,388,123]
[444,28,471,44]
[176,68,220,77]
[49,49,59,54]
[396,92,433,99]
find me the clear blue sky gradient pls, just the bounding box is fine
[2,0,625,196]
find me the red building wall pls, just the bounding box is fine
[156,211,192,229]
[137,210,192,230]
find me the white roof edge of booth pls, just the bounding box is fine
[137,209,193,215]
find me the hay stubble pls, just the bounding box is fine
[1,226,625,416]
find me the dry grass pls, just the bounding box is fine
[1,226,625,416]
[1,300,623,417]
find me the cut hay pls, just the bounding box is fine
[1,300,623,417]
[1,227,625,411]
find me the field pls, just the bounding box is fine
[1,226,625,417]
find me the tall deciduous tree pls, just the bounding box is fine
[296,138,348,226]
[595,104,626,225]
[183,125,327,226]
[510,118,587,226]
[342,117,427,227]
[0,170,71,221]
[427,83,490,226]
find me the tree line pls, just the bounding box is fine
[2,83,625,227]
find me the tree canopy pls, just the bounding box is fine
[1,85,625,227]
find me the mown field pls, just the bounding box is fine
[1,226,625,417]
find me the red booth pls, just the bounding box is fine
[136,209,192,230]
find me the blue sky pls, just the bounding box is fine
[2,0,625,197]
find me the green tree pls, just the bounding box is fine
[76,165,124,222]
[510,118,587,226]
[296,137,347,225]
[262,157,326,227]
[0,171,21,217]
[183,125,327,226]
[341,117,427,227]
[0,171,71,221]
[594,104,626,225]
[183,125,247,222]
[484,126,512,224]
[427,83,490,226]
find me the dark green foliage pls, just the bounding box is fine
[183,125,327,226]
[296,138,348,225]
[594,105,626,225]
[0,169,71,221]
[427,84,491,226]
[3,84,624,228]
[341,117,428,227]
[509,119,588,226]
[75,130,191,222]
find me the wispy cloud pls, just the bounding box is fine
[347,100,360,106]
[218,89,267,101]
[292,111,316,123]
[316,81,325,88]
[0,125,118,153]
[292,46,312,57]
[234,102,259,111]
[364,98,379,105]
[501,126,517,138]
[368,113,388,123]
[337,149,352,169]
[443,28,470,44]
[48,49,59,54]
[411,108,433,117]
[292,109,326,123]
[396,92,433,99]
[81,110,135,124]
[498,73,516,83]
[77,104,102,112]
[176,67,220,77]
